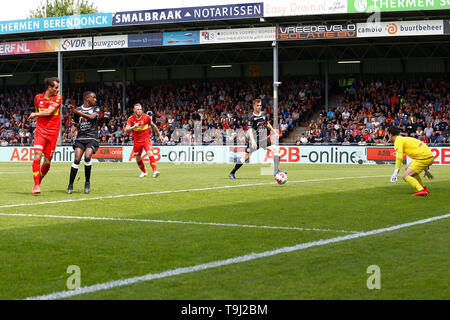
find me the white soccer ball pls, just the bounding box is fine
[275,172,288,185]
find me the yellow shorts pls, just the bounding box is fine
[408,157,434,174]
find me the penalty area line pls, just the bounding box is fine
[0,175,389,209]
[23,213,450,300]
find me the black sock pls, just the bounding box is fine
[69,164,78,185]
[274,155,280,174]
[85,163,92,183]
[231,163,243,174]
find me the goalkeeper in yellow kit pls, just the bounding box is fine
[387,126,435,196]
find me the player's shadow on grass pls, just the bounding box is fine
[8,189,75,197]
[119,180,449,230]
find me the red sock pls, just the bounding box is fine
[149,155,157,173]
[137,160,146,173]
[40,164,50,182]
[32,160,41,186]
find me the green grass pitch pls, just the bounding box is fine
[0,162,449,300]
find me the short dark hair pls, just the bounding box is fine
[387,126,400,136]
[83,91,95,100]
[44,77,59,88]
[253,99,262,106]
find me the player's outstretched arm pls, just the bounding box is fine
[29,106,57,119]
[424,168,434,179]
[150,122,163,140]
[70,125,77,138]
[71,105,97,120]
[266,122,279,138]
[390,152,403,183]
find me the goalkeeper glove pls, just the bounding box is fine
[424,168,434,180]
[390,169,399,183]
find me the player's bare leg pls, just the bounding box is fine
[136,154,147,177]
[267,145,286,176]
[67,148,84,194]
[39,156,52,184]
[146,150,159,178]
[403,168,428,196]
[229,152,250,179]
[32,150,43,194]
[83,148,94,193]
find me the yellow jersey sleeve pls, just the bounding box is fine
[394,138,404,169]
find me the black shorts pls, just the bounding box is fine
[73,140,99,154]
[246,138,272,153]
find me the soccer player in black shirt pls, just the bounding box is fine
[229,98,286,179]
[66,92,100,194]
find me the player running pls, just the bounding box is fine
[66,92,100,194]
[229,98,286,179]
[387,126,435,196]
[125,103,163,178]
[29,77,62,195]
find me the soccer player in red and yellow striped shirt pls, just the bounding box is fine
[125,103,163,178]
[387,126,434,197]
[28,77,62,195]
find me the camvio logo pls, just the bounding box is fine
[385,23,398,35]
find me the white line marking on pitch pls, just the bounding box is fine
[0,175,389,209]
[23,213,450,300]
[0,213,359,234]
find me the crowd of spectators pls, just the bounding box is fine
[1,76,449,148]
[0,77,319,146]
[297,77,449,146]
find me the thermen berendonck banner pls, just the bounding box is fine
[347,0,450,13]
[1,146,449,165]
[0,13,112,35]
[277,24,357,40]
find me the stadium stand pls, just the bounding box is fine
[0,77,320,146]
[299,77,449,145]
[1,77,448,147]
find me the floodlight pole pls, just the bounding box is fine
[325,60,329,112]
[273,36,279,134]
[58,51,63,146]
[123,63,127,115]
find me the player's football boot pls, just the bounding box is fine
[153,171,160,178]
[32,185,41,195]
[229,172,236,180]
[84,182,90,194]
[412,189,428,197]
[274,170,287,177]
[139,172,148,178]
[423,186,429,193]
[66,184,73,194]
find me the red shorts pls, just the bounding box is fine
[133,141,153,156]
[34,133,58,159]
